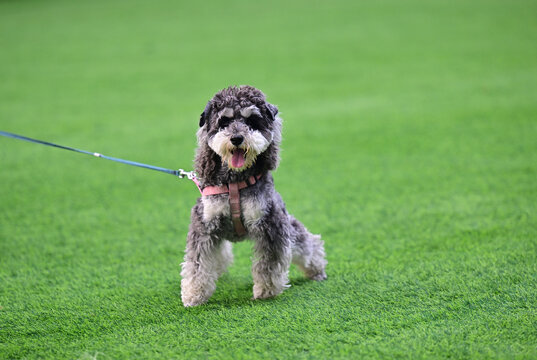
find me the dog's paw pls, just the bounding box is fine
[252,286,278,300]
[308,271,327,281]
[181,275,216,307]
[252,283,288,300]
[182,301,205,307]
[181,296,208,307]
[181,289,210,307]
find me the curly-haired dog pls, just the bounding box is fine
[181,85,327,307]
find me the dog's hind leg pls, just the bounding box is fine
[290,216,327,281]
[181,226,223,307]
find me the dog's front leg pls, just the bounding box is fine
[251,231,292,300]
[180,227,221,307]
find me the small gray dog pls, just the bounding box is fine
[181,85,327,307]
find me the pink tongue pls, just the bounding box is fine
[231,149,246,168]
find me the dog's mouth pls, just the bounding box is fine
[230,148,246,169]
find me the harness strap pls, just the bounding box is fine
[195,174,262,235]
[228,182,247,236]
[196,175,261,196]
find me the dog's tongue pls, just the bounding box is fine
[231,149,246,168]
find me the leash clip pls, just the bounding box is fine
[177,169,196,180]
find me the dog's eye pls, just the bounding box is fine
[245,114,263,130]
[218,117,233,129]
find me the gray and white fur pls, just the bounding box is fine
[181,85,327,307]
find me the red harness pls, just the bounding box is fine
[192,174,262,236]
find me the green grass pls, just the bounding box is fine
[1,0,536,358]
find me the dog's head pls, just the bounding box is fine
[196,86,281,178]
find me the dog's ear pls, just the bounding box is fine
[199,101,212,127]
[265,103,278,121]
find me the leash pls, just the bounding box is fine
[1,129,260,235]
[0,130,196,180]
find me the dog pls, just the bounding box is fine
[181,85,327,307]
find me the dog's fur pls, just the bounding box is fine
[181,85,327,307]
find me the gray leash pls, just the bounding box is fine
[0,130,196,180]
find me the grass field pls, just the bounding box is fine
[1,0,536,358]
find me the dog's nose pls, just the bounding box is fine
[230,135,244,146]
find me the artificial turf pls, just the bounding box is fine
[1,0,536,358]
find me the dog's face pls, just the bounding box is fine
[198,86,280,172]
